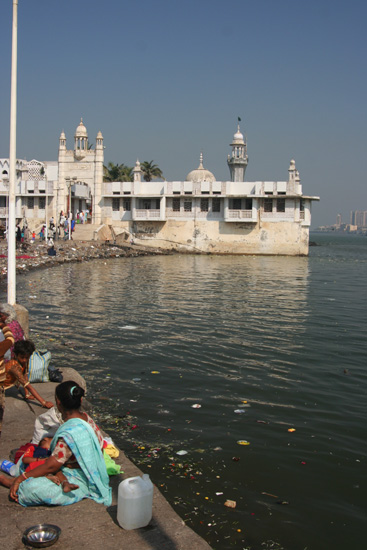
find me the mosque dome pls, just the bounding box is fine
[96,130,103,139]
[230,124,245,145]
[59,131,66,140]
[75,118,88,137]
[186,153,216,183]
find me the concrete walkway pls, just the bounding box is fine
[0,368,211,550]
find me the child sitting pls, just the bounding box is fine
[3,340,53,409]
[22,436,52,472]
[0,436,78,493]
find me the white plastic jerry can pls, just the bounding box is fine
[117,474,154,530]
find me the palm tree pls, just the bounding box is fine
[103,162,121,182]
[120,165,133,182]
[141,160,163,182]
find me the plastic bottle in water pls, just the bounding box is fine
[117,474,154,530]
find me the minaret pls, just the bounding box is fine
[227,122,248,182]
[133,159,142,182]
[74,118,88,159]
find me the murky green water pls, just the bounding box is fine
[13,233,367,549]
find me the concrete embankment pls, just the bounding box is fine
[0,368,212,550]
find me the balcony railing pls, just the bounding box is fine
[134,209,162,220]
[226,209,256,222]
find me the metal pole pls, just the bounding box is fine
[69,184,71,240]
[44,166,48,240]
[8,0,18,306]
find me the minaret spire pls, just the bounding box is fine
[227,120,248,182]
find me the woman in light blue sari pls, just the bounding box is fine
[10,381,111,507]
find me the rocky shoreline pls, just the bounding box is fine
[0,240,172,282]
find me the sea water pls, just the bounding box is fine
[16,233,367,550]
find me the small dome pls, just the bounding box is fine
[186,153,216,183]
[230,123,245,145]
[59,131,66,140]
[96,130,103,139]
[289,159,296,170]
[133,159,141,171]
[75,118,88,137]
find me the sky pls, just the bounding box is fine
[0,0,366,228]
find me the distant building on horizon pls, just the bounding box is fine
[350,210,367,228]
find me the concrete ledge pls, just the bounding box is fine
[0,368,211,550]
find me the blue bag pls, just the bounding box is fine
[28,350,51,383]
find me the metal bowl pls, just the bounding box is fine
[22,524,61,548]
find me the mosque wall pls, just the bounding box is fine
[113,219,310,255]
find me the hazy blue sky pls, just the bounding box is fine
[1,0,366,227]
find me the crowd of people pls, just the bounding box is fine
[5,208,90,248]
[0,304,112,508]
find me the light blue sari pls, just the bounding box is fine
[18,418,112,507]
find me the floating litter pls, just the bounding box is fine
[191,404,201,409]
[224,500,236,508]
[176,450,188,456]
[151,371,160,374]
[237,440,250,445]
[234,409,246,414]
[288,428,296,432]
[119,325,138,330]
[132,378,141,382]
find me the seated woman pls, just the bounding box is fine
[3,341,53,409]
[0,304,25,360]
[9,381,111,507]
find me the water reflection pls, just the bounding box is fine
[19,253,348,550]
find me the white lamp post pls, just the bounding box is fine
[44,164,48,241]
[7,0,18,305]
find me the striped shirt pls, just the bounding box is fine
[0,326,15,384]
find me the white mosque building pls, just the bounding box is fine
[0,119,319,255]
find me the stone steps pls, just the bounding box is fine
[72,223,101,241]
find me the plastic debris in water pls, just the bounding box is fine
[176,450,188,456]
[234,409,246,414]
[288,428,296,432]
[151,371,160,374]
[191,404,201,409]
[224,500,236,508]
[237,440,250,445]
[232,457,240,462]
[119,325,138,330]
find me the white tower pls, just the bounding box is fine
[74,118,88,159]
[133,159,143,182]
[227,123,248,182]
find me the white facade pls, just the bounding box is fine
[1,121,319,255]
[0,157,57,228]
[58,119,104,223]
[102,125,319,255]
